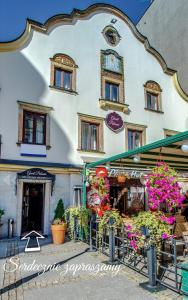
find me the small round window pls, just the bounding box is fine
[103,26,121,46]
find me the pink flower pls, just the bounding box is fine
[125,224,132,231]
[161,233,170,240]
[166,216,176,225]
[127,232,133,239]
[130,240,138,250]
[161,216,175,225]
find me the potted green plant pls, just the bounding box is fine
[51,199,66,245]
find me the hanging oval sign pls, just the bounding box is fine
[105,112,124,133]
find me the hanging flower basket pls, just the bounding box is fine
[145,162,185,211]
[117,175,126,183]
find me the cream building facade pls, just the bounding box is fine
[0,4,187,237]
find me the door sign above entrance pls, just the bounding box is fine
[17,168,56,195]
[18,168,55,181]
[105,112,124,133]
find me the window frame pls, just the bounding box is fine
[125,123,147,151]
[127,129,143,151]
[144,81,162,113]
[102,25,121,47]
[54,68,72,91]
[100,50,126,108]
[17,101,53,149]
[81,121,100,151]
[164,129,180,138]
[78,114,104,153]
[146,91,160,111]
[73,187,83,207]
[50,54,77,94]
[105,81,119,102]
[23,110,47,145]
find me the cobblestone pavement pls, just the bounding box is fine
[0,238,183,300]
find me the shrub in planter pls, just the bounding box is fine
[65,207,91,240]
[54,199,65,219]
[51,200,66,245]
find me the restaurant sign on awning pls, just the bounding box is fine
[109,168,150,179]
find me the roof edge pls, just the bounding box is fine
[0,3,187,102]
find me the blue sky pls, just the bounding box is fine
[0,0,152,42]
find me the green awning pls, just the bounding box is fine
[86,130,188,172]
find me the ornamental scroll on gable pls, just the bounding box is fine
[51,54,78,68]
[144,81,162,93]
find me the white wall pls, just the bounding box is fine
[0,172,17,237]
[0,10,187,166]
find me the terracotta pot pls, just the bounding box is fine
[51,223,67,245]
[117,175,126,183]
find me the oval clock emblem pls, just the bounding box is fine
[105,112,124,133]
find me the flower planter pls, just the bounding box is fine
[117,175,126,183]
[51,223,67,245]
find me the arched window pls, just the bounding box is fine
[144,81,162,112]
[50,54,78,94]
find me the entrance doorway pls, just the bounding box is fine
[110,186,128,215]
[21,183,44,233]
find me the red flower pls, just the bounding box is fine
[97,210,104,217]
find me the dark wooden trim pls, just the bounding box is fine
[144,108,164,114]
[144,151,188,159]
[49,85,78,95]
[54,67,72,90]
[17,142,51,150]
[111,160,188,170]
[80,121,100,152]
[105,81,119,102]
[77,149,105,154]
[23,110,47,145]
[127,128,143,151]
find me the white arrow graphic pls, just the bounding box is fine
[21,231,45,252]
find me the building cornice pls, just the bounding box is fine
[0,4,187,102]
[17,100,54,112]
[0,159,82,174]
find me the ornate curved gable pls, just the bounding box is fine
[0,4,187,101]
